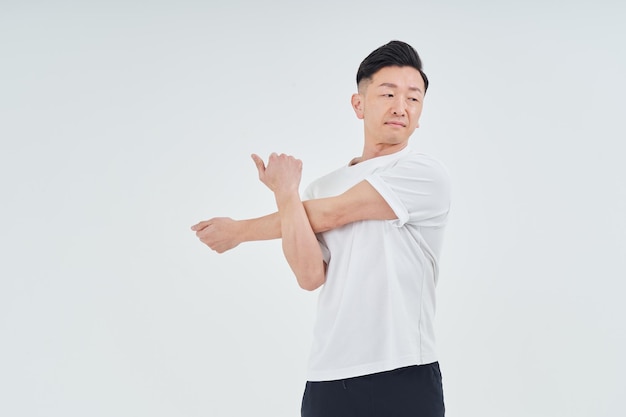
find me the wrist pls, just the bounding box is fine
[236,218,251,242]
[274,190,301,211]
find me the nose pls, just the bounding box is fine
[391,97,406,116]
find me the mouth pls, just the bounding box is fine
[385,121,406,127]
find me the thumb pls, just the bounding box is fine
[251,153,266,179]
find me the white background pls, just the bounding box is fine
[1,1,625,416]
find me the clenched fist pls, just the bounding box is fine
[191,217,241,253]
[251,153,302,195]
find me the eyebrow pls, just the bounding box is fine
[378,82,423,94]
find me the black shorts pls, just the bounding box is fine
[301,362,445,417]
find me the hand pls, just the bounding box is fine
[191,217,241,253]
[251,153,302,195]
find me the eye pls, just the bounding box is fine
[382,93,394,98]
[409,97,420,102]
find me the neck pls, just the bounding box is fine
[358,142,408,163]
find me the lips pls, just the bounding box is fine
[385,121,406,127]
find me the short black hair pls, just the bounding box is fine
[356,40,429,92]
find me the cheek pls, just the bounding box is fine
[411,106,423,119]
[367,103,388,118]
[410,107,423,127]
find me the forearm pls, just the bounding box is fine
[191,212,281,253]
[238,212,282,241]
[236,200,336,242]
[275,192,325,291]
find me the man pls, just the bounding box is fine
[192,40,450,417]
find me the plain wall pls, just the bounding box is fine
[1,1,625,416]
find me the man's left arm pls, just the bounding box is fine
[191,180,397,251]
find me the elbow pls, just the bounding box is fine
[299,280,324,291]
[296,268,325,291]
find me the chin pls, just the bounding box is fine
[383,137,408,144]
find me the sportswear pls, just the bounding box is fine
[302,147,451,382]
[301,363,445,417]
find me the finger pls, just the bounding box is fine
[251,153,266,175]
[191,220,211,231]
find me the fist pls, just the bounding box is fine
[191,217,240,253]
[251,153,302,194]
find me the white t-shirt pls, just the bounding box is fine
[302,147,451,382]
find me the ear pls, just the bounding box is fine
[351,93,364,120]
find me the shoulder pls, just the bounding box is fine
[399,149,446,167]
[389,150,450,181]
[303,164,352,200]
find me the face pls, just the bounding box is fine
[352,65,425,149]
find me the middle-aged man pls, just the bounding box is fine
[192,40,451,417]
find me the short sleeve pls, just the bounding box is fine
[318,236,331,264]
[302,183,314,201]
[365,154,451,227]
